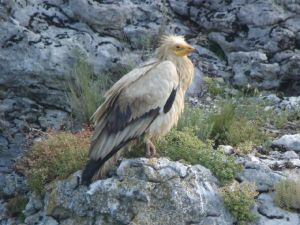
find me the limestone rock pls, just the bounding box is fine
[40,158,233,225]
[228,51,280,89]
[237,162,283,192]
[272,134,300,152]
[219,145,234,155]
[280,151,299,160]
[255,193,300,225]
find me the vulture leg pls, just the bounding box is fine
[145,139,158,158]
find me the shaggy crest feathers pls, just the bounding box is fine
[160,35,186,46]
[156,35,190,61]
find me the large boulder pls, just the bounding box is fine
[272,134,300,153]
[237,162,283,192]
[255,193,300,225]
[24,158,233,225]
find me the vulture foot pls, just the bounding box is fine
[145,139,159,158]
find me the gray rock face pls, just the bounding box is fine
[237,162,283,192]
[24,158,233,225]
[281,151,299,160]
[186,67,203,97]
[0,173,28,197]
[0,96,67,176]
[170,0,300,94]
[24,193,43,217]
[278,97,300,111]
[219,145,234,155]
[272,134,300,152]
[255,193,300,225]
[228,51,280,89]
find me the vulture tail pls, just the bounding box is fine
[81,158,102,186]
[81,141,132,186]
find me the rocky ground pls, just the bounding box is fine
[1,0,300,224]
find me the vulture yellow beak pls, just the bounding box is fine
[174,44,195,56]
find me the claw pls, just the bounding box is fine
[145,139,159,158]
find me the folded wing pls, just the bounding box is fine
[81,60,179,184]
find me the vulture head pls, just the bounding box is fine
[156,35,195,59]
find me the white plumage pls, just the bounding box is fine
[81,35,195,185]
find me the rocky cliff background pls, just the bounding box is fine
[0,0,300,225]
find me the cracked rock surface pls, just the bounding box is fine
[23,158,233,225]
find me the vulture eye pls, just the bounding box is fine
[176,45,181,49]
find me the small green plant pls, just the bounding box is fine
[6,194,28,221]
[177,105,214,141]
[225,119,266,146]
[66,51,113,124]
[274,178,300,212]
[221,182,258,225]
[273,110,289,129]
[208,102,236,145]
[177,100,267,148]
[156,128,211,165]
[155,129,242,184]
[17,130,91,194]
[234,141,254,155]
[203,77,226,97]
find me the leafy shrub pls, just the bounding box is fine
[208,102,236,145]
[6,194,28,220]
[234,141,254,155]
[155,129,242,184]
[274,178,300,212]
[66,51,113,124]
[177,100,267,149]
[225,119,266,146]
[270,109,300,130]
[273,110,289,129]
[156,128,210,165]
[17,130,91,194]
[177,105,213,141]
[221,182,258,225]
[203,77,226,97]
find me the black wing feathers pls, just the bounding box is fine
[107,105,132,133]
[81,107,161,186]
[163,87,177,113]
[82,82,177,185]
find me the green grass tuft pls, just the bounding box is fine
[208,102,236,145]
[17,130,91,194]
[225,118,266,146]
[178,100,268,148]
[203,77,226,97]
[66,51,113,124]
[274,178,300,212]
[221,182,258,225]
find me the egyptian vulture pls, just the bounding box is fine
[81,35,195,185]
